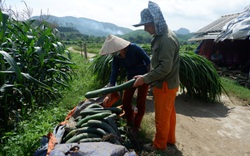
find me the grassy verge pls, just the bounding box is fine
[221,77,250,105]
[1,52,97,156]
[66,43,102,54]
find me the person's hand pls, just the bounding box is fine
[103,93,111,107]
[133,75,145,87]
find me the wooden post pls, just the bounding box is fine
[80,41,83,57]
[84,42,87,59]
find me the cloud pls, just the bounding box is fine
[4,0,250,32]
[156,0,250,31]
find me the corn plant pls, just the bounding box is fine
[90,50,223,101]
[0,11,76,132]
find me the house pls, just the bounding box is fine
[189,5,250,73]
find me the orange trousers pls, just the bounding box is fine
[153,81,178,150]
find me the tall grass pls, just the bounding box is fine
[90,51,223,102]
[179,52,223,101]
[1,52,95,156]
[221,77,250,105]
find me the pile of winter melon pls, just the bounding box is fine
[61,103,126,145]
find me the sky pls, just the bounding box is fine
[3,0,250,32]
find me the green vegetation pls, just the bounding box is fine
[122,29,152,43]
[179,52,222,101]
[1,53,95,156]
[70,42,103,54]
[0,11,76,134]
[176,33,195,44]
[0,6,249,156]
[121,29,195,45]
[90,49,223,102]
[221,77,250,104]
[1,48,249,156]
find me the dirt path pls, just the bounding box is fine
[67,47,96,58]
[68,46,250,155]
[145,93,250,156]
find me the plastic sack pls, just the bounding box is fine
[49,142,132,156]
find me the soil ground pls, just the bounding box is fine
[67,47,96,58]
[68,47,250,155]
[144,92,250,156]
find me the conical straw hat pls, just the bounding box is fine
[99,34,130,55]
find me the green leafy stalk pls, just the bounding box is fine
[90,51,223,101]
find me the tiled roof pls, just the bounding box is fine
[195,13,241,35]
[189,13,242,41]
[190,4,250,41]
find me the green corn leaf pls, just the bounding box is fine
[0,51,22,81]
[21,73,52,92]
[0,11,9,42]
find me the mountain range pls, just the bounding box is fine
[32,15,132,36]
[31,15,191,37]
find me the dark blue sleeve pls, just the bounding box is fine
[109,57,119,86]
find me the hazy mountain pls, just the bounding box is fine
[31,15,192,43]
[31,15,133,36]
[175,28,190,35]
[121,29,194,44]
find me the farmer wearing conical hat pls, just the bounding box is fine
[133,1,180,152]
[100,34,150,133]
